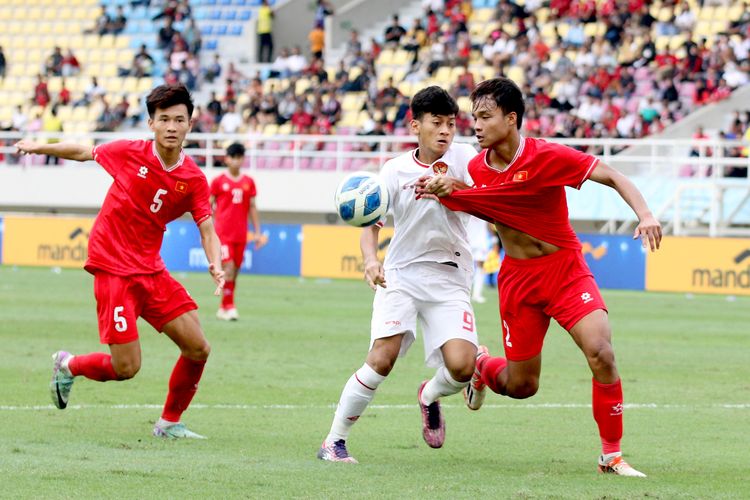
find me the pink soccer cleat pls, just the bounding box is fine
[317,439,358,463]
[418,380,445,449]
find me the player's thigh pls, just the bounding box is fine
[94,272,141,345]
[162,309,210,361]
[499,300,550,363]
[141,270,199,337]
[370,284,418,361]
[419,299,478,369]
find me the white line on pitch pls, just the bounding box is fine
[0,403,748,411]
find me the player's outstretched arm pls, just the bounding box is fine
[198,218,226,295]
[361,224,386,290]
[416,174,472,198]
[589,162,662,251]
[14,139,93,162]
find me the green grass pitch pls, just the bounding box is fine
[0,265,748,499]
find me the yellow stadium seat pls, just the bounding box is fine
[348,66,363,81]
[99,34,115,49]
[728,4,744,21]
[341,92,364,112]
[472,8,493,23]
[0,9,11,20]
[71,106,87,121]
[655,35,670,51]
[507,65,525,86]
[56,105,72,121]
[397,81,412,97]
[137,78,153,93]
[338,110,358,127]
[377,67,394,85]
[433,66,452,85]
[698,6,715,21]
[377,49,394,66]
[122,77,138,93]
[277,123,292,135]
[67,35,85,50]
[114,36,129,50]
[392,68,406,82]
[47,76,62,93]
[457,96,471,113]
[392,49,410,66]
[262,123,278,136]
[669,34,687,51]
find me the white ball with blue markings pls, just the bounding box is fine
[334,171,390,227]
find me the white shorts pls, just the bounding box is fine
[370,261,478,368]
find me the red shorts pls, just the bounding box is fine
[498,248,607,361]
[93,270,198,344]
[221,241,247,268]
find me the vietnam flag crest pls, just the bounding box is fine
[175,181,188,193]
[512,171,528,182]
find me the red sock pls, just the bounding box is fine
[221,281,235,309]
[480,356,508,394]
[68,352,118,382]
[161,356,206,422]
[592,378,623,455]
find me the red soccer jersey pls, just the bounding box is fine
[86,140,212,276]
[210,172,257,243]
[441,137,599,250]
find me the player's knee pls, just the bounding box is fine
[446,358,474,383]
[506,378,539,399]
[587,342,616,371]
[113,361,140,380]
[184,340,211,361]
[366,349,398,376]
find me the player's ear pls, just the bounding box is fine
[409,118,420,136]
[147,117,155,132]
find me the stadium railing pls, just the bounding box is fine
[1,131,749,236]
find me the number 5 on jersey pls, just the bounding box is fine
[150,189,168,213]
[114,306,128,332]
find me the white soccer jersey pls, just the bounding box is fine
[378,142,477,272]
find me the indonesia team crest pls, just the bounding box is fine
[432,161,448,175]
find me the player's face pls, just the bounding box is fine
[472,97,516,149]
[148,104,192,151]
[225,154,243,174]
[411,113,456,159]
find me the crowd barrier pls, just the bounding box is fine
[1,214,747,296]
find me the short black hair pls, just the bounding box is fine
[470,77,525,130]
[226,142,246,157]
[146,84,194,119]
[410,86,458,121]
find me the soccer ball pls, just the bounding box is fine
[334,171,390,227]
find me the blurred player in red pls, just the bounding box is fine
[15,84,224,439]
[418,78,662,477]
[210,142,264,321]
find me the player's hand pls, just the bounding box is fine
[414,175,439,201]
[208,262,226,295]
[14,139,42,155]
[253,233,268,250]
[364,260,386,290]
[424,176,459,198]
[633,213,662,252]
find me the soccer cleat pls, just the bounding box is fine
[216,308,231,321]
[418,380,445,448]
[226,307,239,321]
[463,345,490,411]
[317,440,358,463]
[152,422,206,439]
[598,454,647,477]
[50,351,75,409]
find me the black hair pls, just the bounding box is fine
[226,142,246,157]
[470,77,525,130]
[410,86,459,121]
[146,84,194,119]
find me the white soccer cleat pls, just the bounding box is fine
[216,308,231,321]
[50,351,75,409]
[153,421,206,439]
[226,307,239,321]
[598,454,647,477]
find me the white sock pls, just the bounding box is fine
[156,417,178,427]
[61,355,74,377]
[472,267,485,298]
[420,366,467,406]
[326,363,385,443]
[601,451,622,462]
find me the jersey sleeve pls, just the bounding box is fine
[375,162,397,227]
[190,176,213,226]
[545,143,599,189]
[91,140,133,178]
